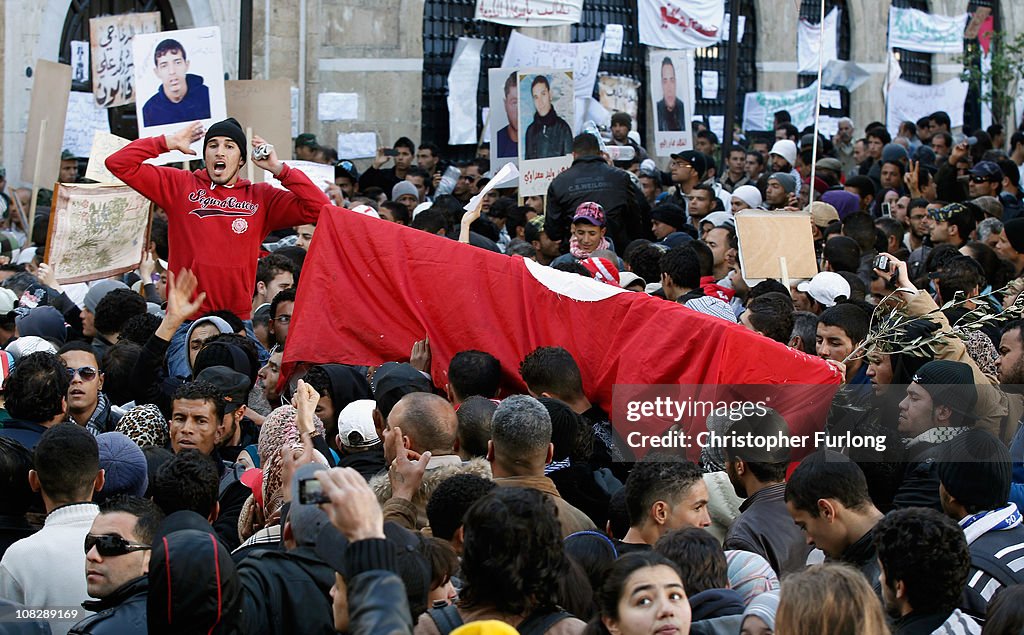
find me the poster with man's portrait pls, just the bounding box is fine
[488,68,520,176]
[132,27,227,162]
[649,49,695,157]
[517,68,574,197]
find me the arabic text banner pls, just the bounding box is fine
[475,0,583,27]
[639,0,725,51]
[887,7,967,55]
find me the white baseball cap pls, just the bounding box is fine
[336,399,380,449]
[796,271,851,308]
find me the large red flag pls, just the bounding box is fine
[283,206,841,444]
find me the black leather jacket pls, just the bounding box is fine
[69,576,148,635]
[545,155,650,253]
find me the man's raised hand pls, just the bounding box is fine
[164,122,204,155]
[251,134,284,177]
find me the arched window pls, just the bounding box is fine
[798,0,851,120]
[59,0,178,140]
[422,0,510,162]
[891,0,932,85]
[693,0,758,137]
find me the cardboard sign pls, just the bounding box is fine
[734,211,818,282]
[22,60,72,186]
[225,79,292,183]
[45,183,152,284]
[85,132,131,185]
[132,27,228,163]
[89,12,161,108]
[517,69,574,197]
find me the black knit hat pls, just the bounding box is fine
[204,118,247,164]
[650,203,687,231]
[937,428,1011,511]
[912,360,977,415]
[1004,218,1024,254]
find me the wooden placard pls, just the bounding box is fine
[225,79,294,183]
[21,61,72,186]
[734,210,818,281]
[44,183,153,284]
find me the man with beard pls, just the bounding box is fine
[996,320,1024,508]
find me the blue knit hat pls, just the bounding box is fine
[96,432,149,502]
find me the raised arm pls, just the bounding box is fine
[105,123,203,209]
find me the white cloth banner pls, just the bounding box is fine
[475,0,582,27]
[886,78,969,137]
[797,8,839,74]
[447,37,484,145]
[887,7,967,55]
[820,60,870,92]
[743,84,818,132]
[502,31,601,102]
[638,0,725,51]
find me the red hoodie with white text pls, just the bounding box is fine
[106,136,327,321]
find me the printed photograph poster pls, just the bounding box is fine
[489,68,520,176]
[649,49,695,157]
[597,75,641,124]
[132,27,227,163]
[45,183,153,284]
[517,68,574,197]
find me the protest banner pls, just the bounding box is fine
[85,132,130,185]
[263,161,335,193]
[490,68,521,175]
[89,12,161,109]
[132,27,227,163]
[598,75,641,124]
[820,60,870,92]
[63,91,110,159]
[649,50,695,157]
[475,0,582,27]
[797,7,838,74]
[45,183,152,284]
[734,211,818,283]
[638,0,725,51]
[887,7,967,55]
[743,84,818,132]
[517,69,574,197]
[604,24,624,55]
[448,38,484,145]
[502,31,601,103]
[22,60,72,232]
[226,79,292,183]
[885,78,968,136]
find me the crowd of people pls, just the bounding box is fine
[0,106,1023,635]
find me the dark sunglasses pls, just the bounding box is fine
[970,175,995,183]
[84,534,151,557]
[66,366,99,381]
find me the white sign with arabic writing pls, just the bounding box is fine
[89,12,161,109]
[743,84,818,132]
[639,0,725,51]
[650,50,695,157]
[502,31,601,103]
[888,7,967,55]
[886,78,968,136]
[475,0,582,27]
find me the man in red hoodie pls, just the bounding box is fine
[106,118,328,378]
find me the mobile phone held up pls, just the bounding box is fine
[873,254,890,273]
[298,476,329,505]
[881,202,891,217]
[383,149,399,157]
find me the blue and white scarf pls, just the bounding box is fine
[960,503,1022,545]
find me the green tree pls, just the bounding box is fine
[959,31,1024,123]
